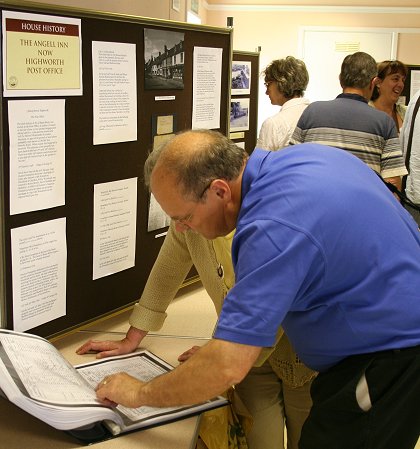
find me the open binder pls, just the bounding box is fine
[0,329,228,443]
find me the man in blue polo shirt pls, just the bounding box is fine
[96,130,420,449]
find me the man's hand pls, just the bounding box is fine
[76,327,147,358]
[96,373,146,408]
[93,340,262,409]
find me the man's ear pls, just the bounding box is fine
[210,179,231,200]
[371,76,380,89]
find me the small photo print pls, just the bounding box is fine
[230,98,250,132]
[231,61,251,95]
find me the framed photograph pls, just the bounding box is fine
[144,28,185,90]
[191,0,199,15]
[172,0,180,12]
[230,98,250,132]
[231,61,251,95]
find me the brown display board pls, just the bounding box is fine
[229,50,260,154]
[0,1,232,337]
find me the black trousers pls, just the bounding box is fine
[299,345,420,449]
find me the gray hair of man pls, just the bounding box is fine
[339,52,378,89]
[144,129,248,202]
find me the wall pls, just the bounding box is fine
[205,3,420,130]
[17,0,187,22]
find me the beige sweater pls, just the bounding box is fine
[129,222,316,387]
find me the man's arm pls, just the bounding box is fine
[95,339,262,408]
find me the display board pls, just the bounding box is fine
[229,50,259,154]
[0,0,232,337]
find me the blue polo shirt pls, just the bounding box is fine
[214,144,420,371]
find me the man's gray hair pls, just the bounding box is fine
[144,129,248,201]
[339,52,377,89]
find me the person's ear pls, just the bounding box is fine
[210,179,231,201]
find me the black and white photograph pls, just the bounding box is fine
[230,98,250,132]
[231,60,251,95]
[144,28,185,90]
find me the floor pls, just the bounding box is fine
[79,282,420,449]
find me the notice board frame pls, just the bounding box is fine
[0,0,233,338]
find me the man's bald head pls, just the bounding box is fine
[144,129,247,201]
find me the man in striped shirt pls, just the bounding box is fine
[290,52,407,190]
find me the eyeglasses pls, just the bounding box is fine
[174,181,213,225]
[264,81,274,88]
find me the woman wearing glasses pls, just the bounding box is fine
[257,56,310,151]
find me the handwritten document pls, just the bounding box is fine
[0,331,173,419]
[93,178,137,280]
[11,218,67,332]
[78,355,178,421]
[92,41,137,145]
[1,333,95,405]
[8,99,65,215]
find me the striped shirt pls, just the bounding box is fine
[290,93,407,179]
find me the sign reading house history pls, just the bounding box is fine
[2,10,82,96]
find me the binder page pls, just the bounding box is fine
[0,331,98,406]
[77,352,180,423]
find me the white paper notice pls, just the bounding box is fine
[8,99,65,215]
[92,41,137,145]
[192,46,223,130]
[11,218,67,332]
[410,70,420,100]
[147,193,170,232]
[93,178,137,280]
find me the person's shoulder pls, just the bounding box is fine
[303,98,336,112]
[259,114,278,132]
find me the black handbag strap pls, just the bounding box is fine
[377,172,420,212]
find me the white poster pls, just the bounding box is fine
[8,99,65,215]
[410,70,420,100]
[93,178,137,280]
[92,41,137,145]
[148,193,170,232]
[11,218,67,332]
[192,46,223,130]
